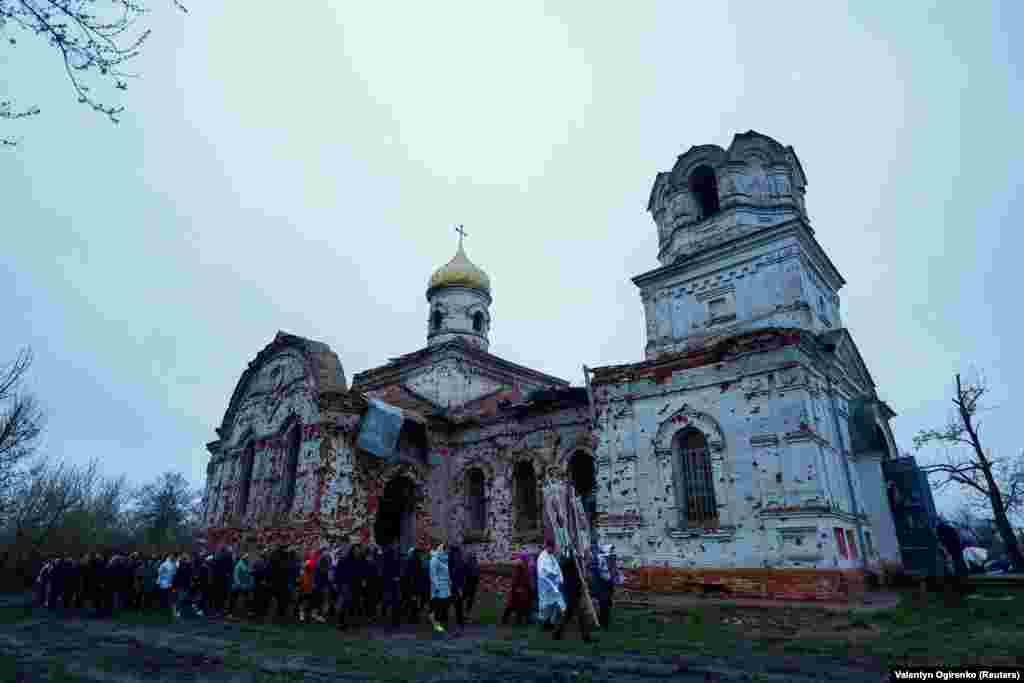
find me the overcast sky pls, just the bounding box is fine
[3,1,1020,517]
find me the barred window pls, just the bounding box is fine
[466,468,486,532]
[673,429,718,528]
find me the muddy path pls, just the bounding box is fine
[0,600,887,682]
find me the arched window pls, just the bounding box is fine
[431,309,444,331]
[237,442,255,519]
[513,461,539,534]
[569,451,595,495]
[874,425,890,458]
[282,423,301,515]
[569,451,597,522]
[688,165,720,220]
[672,429,718,528]
[472,311,485,333]
[465,468,487,534]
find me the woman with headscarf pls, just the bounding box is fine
[501,552,532,626]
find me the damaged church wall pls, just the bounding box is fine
[204,348,322,531]
[591,332,875,601]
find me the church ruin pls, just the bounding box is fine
[201,131,903,601]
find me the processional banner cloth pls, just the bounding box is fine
[542,480,599,627]
[357,399,404,460]
[542,481,592,566]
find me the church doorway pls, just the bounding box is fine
[374,475,417,550]
[568,451,597,523]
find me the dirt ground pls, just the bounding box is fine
[0,595,891,682]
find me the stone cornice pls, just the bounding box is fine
[635,218,845,293]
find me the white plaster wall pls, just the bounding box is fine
[592,347,875,571]
[854,454,902,566]
[641,240,819,360]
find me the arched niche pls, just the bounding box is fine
[652,407,729,532]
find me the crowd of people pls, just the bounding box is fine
[31,537,623,640]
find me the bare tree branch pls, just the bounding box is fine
[0,348,45,519]
[1,0,187,146]
[915,373,1024,570]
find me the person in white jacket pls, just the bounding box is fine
[429,542,451,634]
[156,555,177,611]
[536,538,565,630]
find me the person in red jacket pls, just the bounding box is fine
[297,559,316,623]
[501,552,532,626]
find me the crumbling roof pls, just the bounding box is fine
[590,327,806,386]
[217,331,348,439]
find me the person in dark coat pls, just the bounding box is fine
[87,553,106,615]
[171,554,194,618]
[447,545,466,630]
[461,549,480,617]
[332,545,359,630]
[268,546,293,619]
[63,558,81,610]
[501,552,532,626]
[379,542,403,627]
[47,557,65,612]
[552,555,595,643]
[362,545,381,621]
[250,550,270,618]
[214,547,234,614]
[398,548,417,624]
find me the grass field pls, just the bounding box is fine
[1,586,1021,680]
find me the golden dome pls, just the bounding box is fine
[427,241,491,294]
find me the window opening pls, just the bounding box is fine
[674,429,718,528]
[688,165,720,219]
[513,461,539,533]
[466,468,487,532]
[238,443,255,519]
[283,423,301,514]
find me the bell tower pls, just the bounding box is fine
[636,131,845,360]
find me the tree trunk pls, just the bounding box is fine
[959,374,1024,571]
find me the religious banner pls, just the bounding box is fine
[543,480,600,628]
[357,399,404,460]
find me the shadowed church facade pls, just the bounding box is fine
[201,131,903,601]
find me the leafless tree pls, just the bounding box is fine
[134,471,198,547]
[914,373,1024,571]
[8,456,99,544]
[0,0,187,146]
[0,348,45,519]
